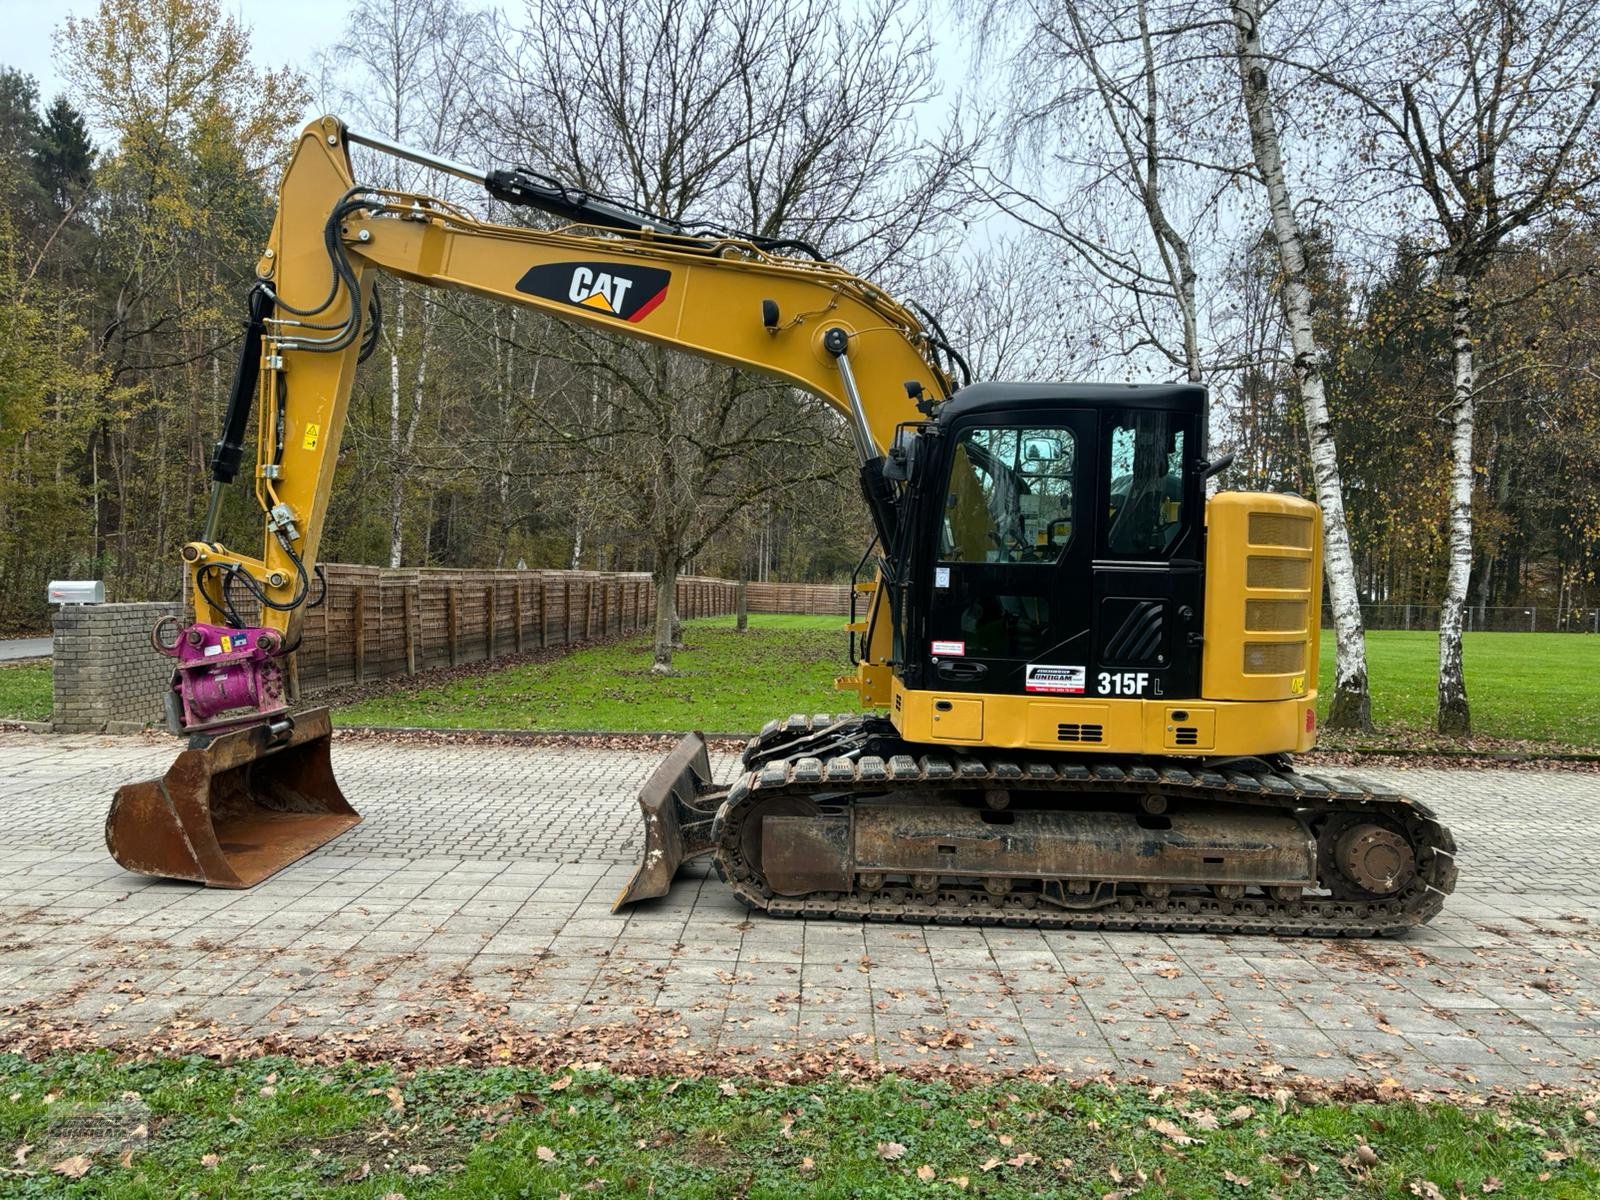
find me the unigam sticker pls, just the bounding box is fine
[931,639,965,657]
[1025,664,1085,694]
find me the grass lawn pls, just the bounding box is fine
[337,614,857,734]
[1316,630,1600,750]
[0,661,50,721]
[4,1053,1598,1198]
[338,615,1599,750]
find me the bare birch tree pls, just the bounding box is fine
[1272,0,1600,732]
[1229,0,1374,729]
[968,0,1240,381]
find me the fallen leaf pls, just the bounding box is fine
[13,1144,31,1168]
[1224,1169,1251,1187]
[1190,1109,1220,1131]
[719,1081,738,1097]
[949,1176,969,1190]
[550,1077,573,1092]
[1481,1179,1503,1195]
[259,1085,277,1097]
[1408,1182,1446,1200]
[980,1156,1002,1172]
[380,1193,406,1200]
[877,1142,907,1161]
[1146,1117,1198,1146]
[53,1156,92,1180]
[800,1156,815,1173]
[1153,967,1182,979]
[1542,1149,1568,1164]
[343,1163,371,1183]
[407,1164,432,1176]
[917,1164,936,1181]
[201,1153,220,1168]
[998,1133,1014,1147]
[537,1146,557,1163]
[386,1086,406,1112]
[1007,1152,1040,1167]
[1356,1144,1379,1166]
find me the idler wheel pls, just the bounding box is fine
[1335,823,1416,895]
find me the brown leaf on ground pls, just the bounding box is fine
[343,1163,371,1183]
[1356,1144,1380,1166]
[916,1164,936,1181]
[1408,1182,1446,1200]
[1147,1117,1198,1146]
[877,1141,907,1161]
[52,1156,92,1179]
[549,1076,572,1092]
[1153,967,1182,980]
[13,1144,31,1167]
[1225,1105,1254,1123]
[979,1156,1003,1171]
[800,1156,815,1173]
[1481,1179,1503,1194]
[1224,1169,1251,1186]
[537,1146,557,1163]
[407,1164,431,1176]
[718,1081,738,1097]
[201,1153,220,1168]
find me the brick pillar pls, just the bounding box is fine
[51,601,181,733]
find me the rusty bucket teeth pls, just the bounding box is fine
[613,732,726,911]
[105,707,360,888]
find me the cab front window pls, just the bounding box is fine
[939,426,1077,564]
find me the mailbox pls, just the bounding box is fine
[47,580,105,605]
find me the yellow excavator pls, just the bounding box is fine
[106,115,1456,934]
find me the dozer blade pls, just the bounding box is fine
[105,707,360,888]
[613,731,726,911]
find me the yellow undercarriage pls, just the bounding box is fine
[889,680,1317,757]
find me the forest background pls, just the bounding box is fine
[2,0,1596,734]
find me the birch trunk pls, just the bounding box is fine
[1231,0,1373,730]
[1437,273,1475,733]
[387,292,431,569]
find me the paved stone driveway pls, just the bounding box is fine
[2,731,1598,1090]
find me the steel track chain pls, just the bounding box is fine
[714,715,1458,937]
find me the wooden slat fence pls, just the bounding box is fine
[745,581,852,615]
[210,564,854,694]
[290,566,748,693]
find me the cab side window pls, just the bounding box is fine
[939,427,1077,564]
[1106,411,1185,556]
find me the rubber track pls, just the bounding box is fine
[714,718,1458,938]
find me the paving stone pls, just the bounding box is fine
[4,734,1600,1086]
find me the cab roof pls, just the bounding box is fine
[933,381,1207,426]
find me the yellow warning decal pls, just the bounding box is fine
[302,422,321,450]
[1291,673,1306,695]
[220,635,232,653]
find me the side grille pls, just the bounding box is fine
[1245,598,1308,632]
[1243,641,1306,675]
[1172,726,1200,746]
[1246,555,1311,590]
[1057,723,1105,744]
[1248,511,1314,548]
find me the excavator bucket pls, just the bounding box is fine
[105,707,360,888]
[613,732,726,910]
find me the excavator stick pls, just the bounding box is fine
[613,732,726,910]
[106,707,360,889]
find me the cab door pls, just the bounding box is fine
[920,414,1097,696]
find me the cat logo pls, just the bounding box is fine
[514,261,670,323]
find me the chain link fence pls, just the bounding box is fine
[1321,604,1600,633]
